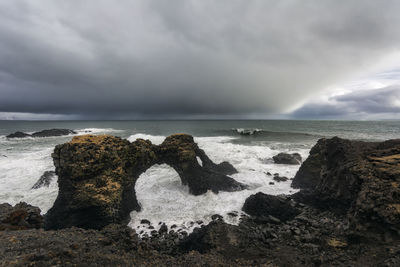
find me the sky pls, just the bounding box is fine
[0,0,400,120]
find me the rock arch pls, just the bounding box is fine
[45,134,246,230]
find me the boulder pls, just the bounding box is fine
[31,171,56,189]
[292,137,400,237]
[6,131,30,138]
[31,129,76,137]
[45,134,245,230]
[0,202,44,230]
[273,174,289,182]
[242,192,300,222]
[273,152,302,165]
[179,220,245,257]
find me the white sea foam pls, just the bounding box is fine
[0,131,309,234]
[233,128,263,135]
[0,127,124,214]
[128,134,309,236]
[75,128,124,134]
[0,146,58,213]
[128,133,167,145]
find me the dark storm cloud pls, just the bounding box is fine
[1,0,400,118]
[291,85,400,119]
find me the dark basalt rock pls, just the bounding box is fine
[31,171,56,189]
[273,152,302,165]
[292,137,400,238]
[242,192,300,222]
[31,128,76,137]
[6,129,76,138]
[273,174,289,182]
[179,220,248,257]
[156,134,244,195]
[0,202,44,230]
[45,135,157,230]
[45,134,245,230]
[6,131,30,138]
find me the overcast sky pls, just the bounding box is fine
[1,0,400,120]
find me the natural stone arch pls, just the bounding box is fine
[45,134,246,230]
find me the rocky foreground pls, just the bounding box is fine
[1,135,400,266]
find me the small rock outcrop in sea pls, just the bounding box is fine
[31,129,76,137]
[233,128,262,136]
[242,192,300,222]
[6,131,31,138]
[0,202,44,230]
[272,152,302,164]
[6,129,76,138]
[292,137,400,238]
[31,171,56,189]
[45,134,245,230]
[272,173,289,182]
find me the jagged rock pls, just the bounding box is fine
[31,171,56,189]
[159,223,168,234]
[141,219,151,225]
[0,202,44,230]
[6,131,30,138]
[45,134,245,230]
[31,128,76,137]
[273,152,302,164]
[242,193,300,222]
[156,134,244,195]
[291,137,400,238]
[273,174,289,182]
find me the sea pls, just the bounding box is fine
[1,120,399,235]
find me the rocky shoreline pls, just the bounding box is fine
[1,135,399,266]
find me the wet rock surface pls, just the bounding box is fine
[0,202,43,231]
[31,171,56,189]
[273,173,289,182]
[273,152,302,164]
[45,134,245,230]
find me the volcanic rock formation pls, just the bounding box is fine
[292,137,400,238]
[45,134,245,230]
[6,129,76,138]
[0,202,44,231]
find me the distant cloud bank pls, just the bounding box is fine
[0,1,400,119]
